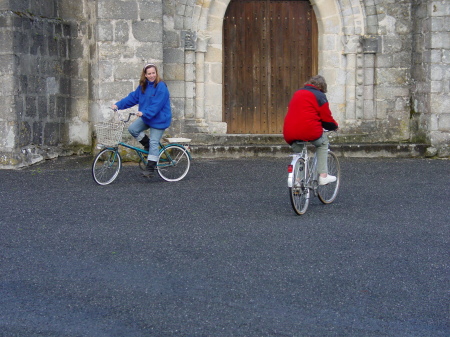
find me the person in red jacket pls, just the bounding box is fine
[283,75,338,185]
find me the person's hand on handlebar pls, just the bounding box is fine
[135,111,143,117]
[111,104,118,110]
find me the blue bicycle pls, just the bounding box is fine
[92,110,191,185]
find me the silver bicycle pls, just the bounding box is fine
[287,141,341,215]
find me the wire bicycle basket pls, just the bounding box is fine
[94,109,137,147]
[94,120,125,146]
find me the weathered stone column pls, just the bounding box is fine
[361,36,379,120]
[343,36,359,121]
[195,34,211,121]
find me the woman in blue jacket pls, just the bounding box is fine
[112,63,172,177]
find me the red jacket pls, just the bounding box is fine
[283,85,338,144]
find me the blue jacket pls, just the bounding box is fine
[115,80,172,129]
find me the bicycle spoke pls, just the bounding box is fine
[289,157,310,215]
[157,145,190,182]
[92,149,121,185]
[318,151,340,204]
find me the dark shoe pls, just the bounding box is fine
[139,135,150,152]
[142,160,157,178]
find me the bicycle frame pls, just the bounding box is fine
[97,142,192,166]
[287,144,321,197]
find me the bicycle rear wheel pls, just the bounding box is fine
[289,157,310,215]
[318,151,340,204]
[157,145,190,182]
[92,148,121,185]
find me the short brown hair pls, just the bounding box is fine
[304,75,327,93]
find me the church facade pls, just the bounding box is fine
[0,0,449,167]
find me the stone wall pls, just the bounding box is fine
[411,0,450,156]
[91,0,164,124]
[0,0,90,167]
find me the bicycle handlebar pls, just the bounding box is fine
[111,108,135,123]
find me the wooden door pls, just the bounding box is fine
[223,0,317,134]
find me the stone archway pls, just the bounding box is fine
[183,0,370,134]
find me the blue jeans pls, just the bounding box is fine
[128,118,165,162]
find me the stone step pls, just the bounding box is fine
[188,143,430,159]
[177,133,430,158]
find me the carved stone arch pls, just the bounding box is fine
[179,0,377,134]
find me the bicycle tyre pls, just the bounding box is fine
[318,151,340,204]
[157,145,190,182]
[92,148,121,185]
[289,157,310,215]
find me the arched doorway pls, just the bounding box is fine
[223,0,318,134]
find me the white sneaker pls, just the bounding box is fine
[319,175,336,185]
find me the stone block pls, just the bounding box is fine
[48,36,59,57]
[0,54,19,76]
[167,97,183,119]
[37,96,48,118]
[99,42,134,59]
[430,2,450,17]
[56,96,67,118]
[430,49,442,63]
[207,63,222,85]
[98,60,113,81]
[115,62,142,80]
[68,117,90,145]
[382,36,403,53]
[166,80,185,98]
[375,54,393,68]
[32,121,43,145]
[132,21,162,42]
[204,83,222,109]
[0,75,15,95]
[431,94,450,114]
[430,64,444,81]
[48,95,56,118]
[98,0,138,20]
[376,68,409,86]
[97,20,113,41]
[392,51,411,67]
[114,21,129,43]
[139,1,163,20]
[71,79,88,98]
[363,85,374,100]
[59,1,85,20]
[431,81,442,93]
[17,121,31,147]
[185,81,194,99]
[431,31,450,49]
[136,42,163,60]
[204,45,222,63]
[183,98,195,119]
[163,47,184,64]
[376,86,409,98]
[163,30,179,49]
[70,38,84,59]
[99,81,134,100]
[44,122,61,146]
[164,63,185,81]
[58,77,69,95]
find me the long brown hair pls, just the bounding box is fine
[139,63,162,93]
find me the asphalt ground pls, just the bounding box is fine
[0,155,449,336]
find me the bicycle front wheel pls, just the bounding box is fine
[289,157,310,215]
[157,145,190,182]
[318,151,340,204]
[92,148,121,185]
